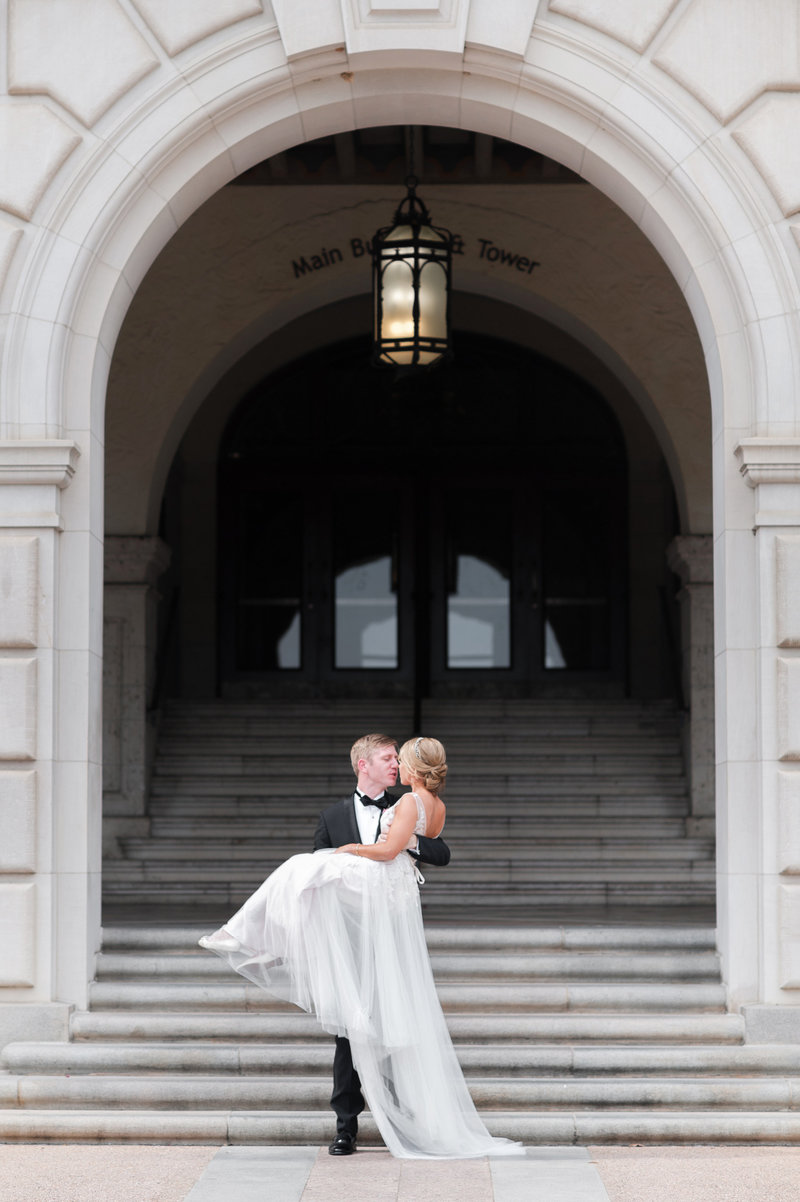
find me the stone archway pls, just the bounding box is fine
[2,2,799,1033]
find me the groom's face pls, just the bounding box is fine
[361,745,399,793]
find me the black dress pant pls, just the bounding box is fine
[331,1035,364,1136]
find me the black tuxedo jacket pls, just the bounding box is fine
[313,794,451,868]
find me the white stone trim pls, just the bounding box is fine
[735,439,800,486]
[0,441,80,488]
[735,440,800,528]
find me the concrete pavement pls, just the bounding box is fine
[2,1145,800,1202]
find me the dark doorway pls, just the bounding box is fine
[218,333,627,698]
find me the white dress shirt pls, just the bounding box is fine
[353,791,384,845]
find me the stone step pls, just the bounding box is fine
[148,794,691,818]
[146,812,691,839]
[86,979,727,1012]
[159,729,683,747]
[130,822,691,851]
[5,1109,800,1145]
[147,820,693,844]
[148,779,690,800]
[159,710,680,726]
[4,1041,796,1077]
[100,882,717,910]
[162,698,676,714]
[1,1074,796,1110]
[152,759,686,781]
[101,864,716,887]
[93,949,722,983]
[99,923,718,952]
[116,838,714,863]
[68,1010,744,1045]
[158,739,682,758]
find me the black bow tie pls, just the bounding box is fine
[357,792,391,811]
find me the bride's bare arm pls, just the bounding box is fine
[335,793,418,861]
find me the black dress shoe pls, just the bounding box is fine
[328,1132,357,1156]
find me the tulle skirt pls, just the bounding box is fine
[200,848,521,1159]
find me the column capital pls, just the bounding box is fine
[666,534,713,586]
[0,440,80,487]
[734,439,800,526]
[0,440,81,529]
[735,438,800,487]
[104,535,171,587]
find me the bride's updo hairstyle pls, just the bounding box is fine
[399,736,448,794]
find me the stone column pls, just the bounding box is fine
[103,536,171,857]
[734,439,800,1035]
[0,441,82,1042]
[666,534,714,833]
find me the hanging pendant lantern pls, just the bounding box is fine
[371,176,453,370]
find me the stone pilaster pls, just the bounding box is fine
[666,534,714,832]
[103,536,171,856]
[735,439,800,1023]
[0,441,81,1038]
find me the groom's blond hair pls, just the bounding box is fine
[350,733,396,774]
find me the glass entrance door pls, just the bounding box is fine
[444,486,513,671]
[428,482,524,689]
[427,477,623,692]
[217,331,628,698]
[331,489,400,672]
[325,482,413,687]
[220,471,624,695]
[219,475,413,691]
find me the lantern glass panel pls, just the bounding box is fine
[418,260,447,341]
[380,258,415,345]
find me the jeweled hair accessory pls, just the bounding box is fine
[414,737,423,758]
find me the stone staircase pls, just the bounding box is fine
[4,923,800,1143]
[5,697,796,1143]
[102,698,715,918]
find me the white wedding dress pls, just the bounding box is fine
[199,794,520,1159]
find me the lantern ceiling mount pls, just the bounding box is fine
[371,175,454,372]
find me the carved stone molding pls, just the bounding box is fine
[0,441,81,530]
[0,536,39,649]
[8,0,158,128]
[0,441,80,488]
[0,105,82,222]
[734,93,800,219]
[550,0,677,55]
[0,770,37,873]
[735,439,800,488]
[131,0,265,58]
[776,535,800,648]
[339,0,470,59]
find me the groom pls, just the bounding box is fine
[313,732,451,1156]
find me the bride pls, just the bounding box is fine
[199,735,520,1159]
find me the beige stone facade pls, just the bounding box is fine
[2,0,800,1041]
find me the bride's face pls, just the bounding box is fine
[398,759,419,788]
